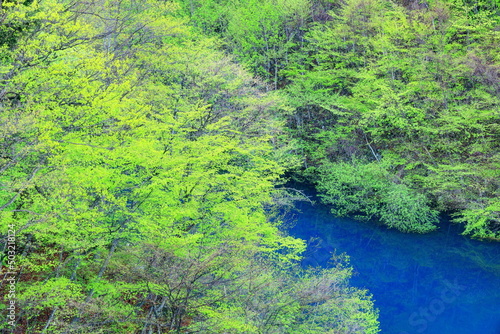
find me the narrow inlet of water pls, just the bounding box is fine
[288,197,500,334]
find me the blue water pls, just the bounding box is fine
[289,197,500,334]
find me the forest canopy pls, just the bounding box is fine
[1,0,499,332]
[180,0,500,240]
[0,0,379,332]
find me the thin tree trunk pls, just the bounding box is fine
[67,237,120,330]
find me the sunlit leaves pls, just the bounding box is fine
[283,0,500,238]
[317,160,438,232]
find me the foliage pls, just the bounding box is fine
[178,0,311,88]
[283,0,500,239]
[0,0,380,332]
[317,160,438,233]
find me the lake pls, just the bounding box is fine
[289,195,500,334]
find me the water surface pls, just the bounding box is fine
[289,197,500,334]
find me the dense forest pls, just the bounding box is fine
[180,0,500,238]
[0,0,498,333]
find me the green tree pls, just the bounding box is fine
[1,0,381,332]
[284,0,500,239]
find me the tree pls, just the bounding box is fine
[179,0,311,88]
[1,0,381,332]
[283,0,500,239]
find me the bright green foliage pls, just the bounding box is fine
[175,0,500,239]
[0,0,380,332]
[284,0,500,239]
[380,184,439,233]
[179,0,311,88]
[453,197,500,240]
[317,160,438,233]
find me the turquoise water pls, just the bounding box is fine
[289,197,500,334]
